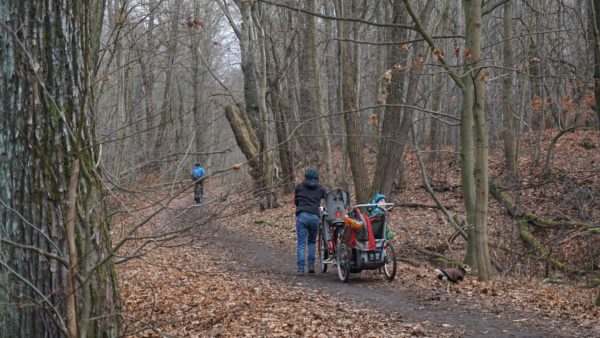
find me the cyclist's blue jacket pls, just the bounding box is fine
[192,166,205,181]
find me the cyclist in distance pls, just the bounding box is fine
[191,163,205,204]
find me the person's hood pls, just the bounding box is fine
[303,177,320,190]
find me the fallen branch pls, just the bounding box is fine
[490,182,589,229]
[405,244,463,267]
[517,219,583,275]
[489,181,586,275]
[411,126,467,240]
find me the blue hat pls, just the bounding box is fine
[304,168,319,179]
[373,193,386,203]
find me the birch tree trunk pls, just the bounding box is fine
[0,0,121,336]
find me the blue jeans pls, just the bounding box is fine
[296,211,320,272]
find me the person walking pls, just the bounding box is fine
[294,168,327,275]
[191,163,205,203]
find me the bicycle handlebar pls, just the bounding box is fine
[352,202,395,211]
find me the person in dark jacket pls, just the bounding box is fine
[294,168,327,274]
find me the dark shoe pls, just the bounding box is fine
[296,271,304,276]
[308,267,315,273]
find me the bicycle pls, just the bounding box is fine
[317,189,350,273]
[193,179,204,204]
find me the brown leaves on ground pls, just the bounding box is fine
[115,129,600,337]
[118,235,459,337]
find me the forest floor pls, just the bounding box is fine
[114,129,600,337]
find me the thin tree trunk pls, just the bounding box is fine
[140,0,156,147]
[590,0,600,131]
[307,0,334,187]
[428,1,451,165]
[334,0,351,192]
[464,0,493,281]
[502,1,518,178]
[154,0,182,154]
[340,0,370,203]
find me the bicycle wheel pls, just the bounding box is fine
[382,241,397,282]
[317,229,328,273]
[194,183,203,204]
[336,233,351,282]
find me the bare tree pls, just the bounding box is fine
[154,0,183,157]
[338,0,371,203]
[404,0,493,280]
[372,0,435,197]
[219,0,278,209]
[502,1,518,178]
[591,0,600,131]
[306,0,334,186]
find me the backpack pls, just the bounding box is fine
[192,166,204,181]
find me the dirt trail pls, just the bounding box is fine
[182,206,571,338]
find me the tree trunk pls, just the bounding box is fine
[371,0,408,197]
[373,0,434,197]
[0,0,121,336]
[340,0,370,203]
[428,1,451,165]
[502,1,518,178]
[154,0,182,154]
[464,0,493,281]
[139,0,157,148]
[460,71,477,268]
[264,12,295,192]
[219,0,278,208]
[334,0,352,192]
[224,104,261,182]
[591,0,600,131]
[307,0,334,187]
[253,6,278,208]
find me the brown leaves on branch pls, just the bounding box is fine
[464,48,472,61]
[185,17,204,29]
[433,48,444,62]
[368,113,378,127]
[380,69,392,83]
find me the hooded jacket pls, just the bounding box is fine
[294,177,326,216]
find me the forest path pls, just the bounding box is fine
[179,203,568,338]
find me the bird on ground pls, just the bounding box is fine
[434,266,468,292]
